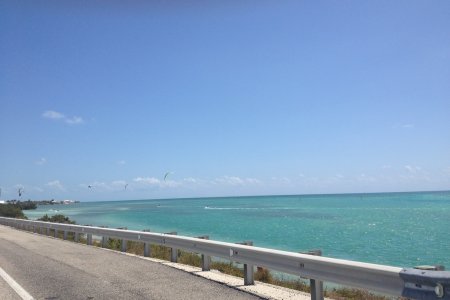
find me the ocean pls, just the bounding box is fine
[25,191,450,268]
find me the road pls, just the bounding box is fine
[0,225,260,300]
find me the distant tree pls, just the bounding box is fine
[16,200,37,210]
[0,204,26,218]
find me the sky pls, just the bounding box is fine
[1,1,449,201]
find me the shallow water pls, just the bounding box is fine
[25,191,450,268]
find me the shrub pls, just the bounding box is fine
[15,200,37,210]
[37,214,75,224]
[0,204,26,218]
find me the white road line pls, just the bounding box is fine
[0,267,34,300]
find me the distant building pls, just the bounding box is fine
[0,200,5,204]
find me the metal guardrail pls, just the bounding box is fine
[1,216,449,300]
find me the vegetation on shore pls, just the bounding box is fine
[37,214,76,224]
[0,200,38,218]
[4,199,79,205]
[12,200,37,210]
[0,203,27,218]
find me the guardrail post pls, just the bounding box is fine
[166,232,178,262]
[302,249,324,300]
[102,236,109,247]
[63,230,68,240]
[144,242,150,257]
[33,225,37,233]
[46,228,50,235]
[100,226,109,248]
[116,227,128,252]
[197,235,211,271]
[143,229,151,257]
[87,233,93,245]
[54,229,58,238]
[74,232,80,242]
[237,241,254,285]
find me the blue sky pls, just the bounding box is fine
[1,1,449,201]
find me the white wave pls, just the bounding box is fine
[116,207,130,211]
[205,206,264,210]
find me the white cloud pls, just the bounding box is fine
[35,157,47,165]
[392,123,415,129]
[111,180,128,188]
[65,116,84,124]
[34,187,45,193]
[405,165,421,174]
[357,173,377,183]
[183,177,200,184]
[82,180,127,191]
[42,110,65,119]
[213,176,261,186]
[131,175,262,190]
[42,110,85,125]
[46,180,65,191]
[245,178,261,184]
[133,176,183,188]
[271,177,292,184]
[134,177,161,186]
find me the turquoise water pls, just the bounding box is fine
[25,191,450,268]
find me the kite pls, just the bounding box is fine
[164,172,172,181]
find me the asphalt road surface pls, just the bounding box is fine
[0,225,259,300]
